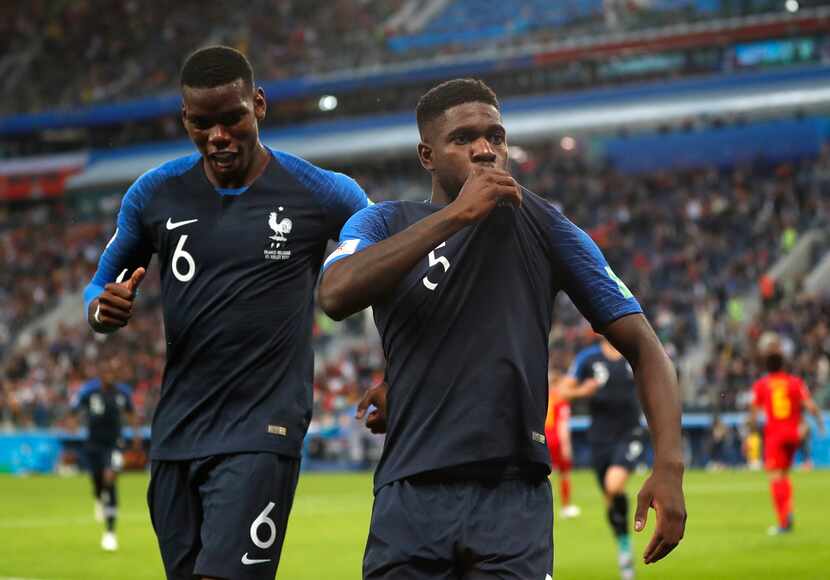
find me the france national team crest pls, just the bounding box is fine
[264,207,292,261]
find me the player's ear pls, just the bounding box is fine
[180,105,188,130]
[418,142,434,172]
[254,87,267,122]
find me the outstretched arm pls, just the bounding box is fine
[602,313,686,565]
[557,375,600,400]
[318,167,521,320]
[84,175,154,334]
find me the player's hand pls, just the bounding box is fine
[450,166,522,224]
[634,464,686,565]
[92,267,146,330]
[356,382,388,434]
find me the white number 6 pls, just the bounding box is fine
[422,242,450,291]
[172,235,196,282]
[250,501,277,549]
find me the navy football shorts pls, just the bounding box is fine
[364,474,553,580]
[591,427,649,486]
[148,452,300,580]
[85,444,121,474]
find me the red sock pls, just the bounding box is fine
[781,477,793,525]
[770,477,792,528]
[561,476,571,506]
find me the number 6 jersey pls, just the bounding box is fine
[323,190,642,491]
[84,148,368,460]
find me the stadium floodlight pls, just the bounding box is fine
[318,95,338,112]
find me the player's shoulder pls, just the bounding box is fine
[577,343,603,361]
[520,188,568,223]
[345,200,422,226]
[570,343,602,372]
[116,383,133,397]
[75,379,101,399]
[521,188,597,248]
[751,375,767,389]
[125,153,201,204]
[269,147,366,202]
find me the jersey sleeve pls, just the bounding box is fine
[83,173,156,315]
[70,383,93,412]
[321,202,394,270]
[546,208,642,330]
[274,150,370,238]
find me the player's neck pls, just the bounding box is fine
[429,180,452,206]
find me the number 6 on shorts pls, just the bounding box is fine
[250,502,277,549]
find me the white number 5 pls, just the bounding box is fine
[250,501,277,549]
[422,242,450,291]
[172,235,196,282]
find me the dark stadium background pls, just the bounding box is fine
[0,1,829,577]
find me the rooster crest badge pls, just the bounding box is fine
[264,206,293,261]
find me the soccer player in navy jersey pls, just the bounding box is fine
[558,336,647,579]
[71,355,140,552]
[319,78,686,579]
[84,46,369,579]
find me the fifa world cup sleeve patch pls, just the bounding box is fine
[323,239,361,268]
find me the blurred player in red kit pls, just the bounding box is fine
[749,336,825,535]
[545,369,581,519]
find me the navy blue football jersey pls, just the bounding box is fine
[84,148,368,460]
[324,190,642,490]
[71,380,134,448]
[568,343,642,445]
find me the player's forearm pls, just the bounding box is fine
[606,315,684,471]
[319,206,468,320]
[635,346,684,471]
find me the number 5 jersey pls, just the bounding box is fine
[322,190,642,491]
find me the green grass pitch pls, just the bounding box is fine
[0,469,828,579]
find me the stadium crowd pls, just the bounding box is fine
[1,141,828,440]
[0,0,812,115]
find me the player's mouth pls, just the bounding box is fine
[209,151,239,171]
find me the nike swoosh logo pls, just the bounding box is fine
[166,218,199,230]
[241,553,271,565]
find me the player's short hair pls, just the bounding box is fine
[180,46,254,90]
[416,79,500,135]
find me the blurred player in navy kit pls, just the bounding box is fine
[319,78,686,579]
[559,336,647,580]
[84,46,368,579]
[70,354,140,552]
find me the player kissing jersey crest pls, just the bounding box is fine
[264,206,293,261]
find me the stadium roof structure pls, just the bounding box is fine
[63,64,830,189]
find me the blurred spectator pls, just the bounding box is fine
[1,0,817,116]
